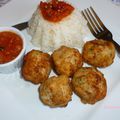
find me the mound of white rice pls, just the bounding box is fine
[28,4,90,52]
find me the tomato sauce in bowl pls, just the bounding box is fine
[0,27,26,73]
[0,31,23,64]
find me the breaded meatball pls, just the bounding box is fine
[22,50,51,84]
[82,39,115,67]
[51,46,83,77]
[39,75,72,107]
[72,67,107,104]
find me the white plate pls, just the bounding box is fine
[0,0,120,120]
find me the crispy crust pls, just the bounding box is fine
[51,46,83,77]
[82,39,115,67]
[39,75,73,107]
[21,50,52,84]
[72,67,107,104]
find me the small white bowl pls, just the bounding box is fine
[0,27,26,74]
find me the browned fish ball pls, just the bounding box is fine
[82,39,115,67]
[21,50,52,84]
[71,67,107,104]
[39,75,73,107]
[51,46,83,77]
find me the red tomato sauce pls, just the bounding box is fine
[0,31,23,64]
[39,0,74,22]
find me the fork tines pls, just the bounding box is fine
[81,7,107,37]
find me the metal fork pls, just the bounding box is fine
[81,7,120,58]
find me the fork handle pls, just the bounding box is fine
[110,39,120,58]
[103,32,120,57]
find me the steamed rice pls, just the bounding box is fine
[28,4,90,52]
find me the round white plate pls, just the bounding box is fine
[0,0,120,120]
